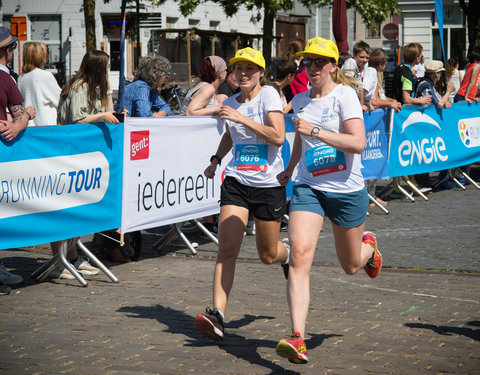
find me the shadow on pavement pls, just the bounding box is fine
[118,304,340,373]
[405,321,480,342]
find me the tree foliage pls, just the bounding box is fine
[304,0,400,32]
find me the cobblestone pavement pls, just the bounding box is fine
[1,175,479,374]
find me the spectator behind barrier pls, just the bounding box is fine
[342,40,372,111]
[415,60,453,110]
[369,49,402,112]
[18,41,61,127]
[217,64,240,104]
[53,49,119,280]
[180,56,227,116]
[446,57,463,103]
[284,37,309,104]
[271,57,297,113]
[392,43,432,106]
[115,55,171,117]
[59,50,119,125]
[454,49,480,104]
[0,26,37,294]
[0,26,35,142]
[412,53,425,78]
[392,43,432,192]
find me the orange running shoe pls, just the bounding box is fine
[363,231,382,278]
[276,332,308,364]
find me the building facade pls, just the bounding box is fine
[354,0,467,65]
[2,0,363,88]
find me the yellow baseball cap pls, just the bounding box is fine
[229,47,266,70]
[296,37,339,63]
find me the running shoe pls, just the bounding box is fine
[276,332,308,364]
[194,307,224,341]
[280,239,290,279]
[363,231,382,278]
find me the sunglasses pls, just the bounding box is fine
[7,42,17,52]
[303,57,333,68]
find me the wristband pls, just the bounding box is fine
[106,90,113,95]
[210,154,221,165]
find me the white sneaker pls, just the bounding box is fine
[0,263,23,285]
[50,266,75,280]
[73,257,100,276]
[244,221,256,236]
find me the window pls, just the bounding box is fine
[366,23,381,39]
[432,5,465,62]
[432,27,466,62]
[210,21,220,31]
[188,19,200,27]
[30,15,62,66]
[166,17,178,28]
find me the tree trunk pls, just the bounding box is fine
[84,0,96,51]
[460,0,480,55]
[262,1,275,73]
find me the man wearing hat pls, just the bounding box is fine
[415,60,454,110]
[0,26,35,141]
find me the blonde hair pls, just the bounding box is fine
[22,42,47,73]
[331,67,357,90]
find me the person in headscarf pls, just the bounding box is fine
[180,56,227,116]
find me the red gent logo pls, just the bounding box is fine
[130,131,150,160]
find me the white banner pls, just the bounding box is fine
[121,116,225,233]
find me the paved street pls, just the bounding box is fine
[1,174,479,374]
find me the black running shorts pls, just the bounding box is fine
[220,176,287,221]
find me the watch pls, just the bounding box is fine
[210,154,221,165]
[311,126,320,138]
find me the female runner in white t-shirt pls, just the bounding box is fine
[274,37,382,364]
[194,47,290,341]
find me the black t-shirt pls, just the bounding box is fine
[392,64,415,104]
[218,82,239,98]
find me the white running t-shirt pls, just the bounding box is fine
[223,85,284,188]
[291,84,365,193]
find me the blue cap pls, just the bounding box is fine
[0,26,18,49]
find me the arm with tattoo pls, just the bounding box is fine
[0,104,36,141]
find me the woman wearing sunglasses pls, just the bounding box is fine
[275,37,382,364]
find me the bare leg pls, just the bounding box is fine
[213,205,249,315]
[254,217,288,264]
[332,222,374,275]
[286,211,324,338]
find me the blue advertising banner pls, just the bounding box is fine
[0,123,123,250]
[388,102,480,177]
[361,108,390,180]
